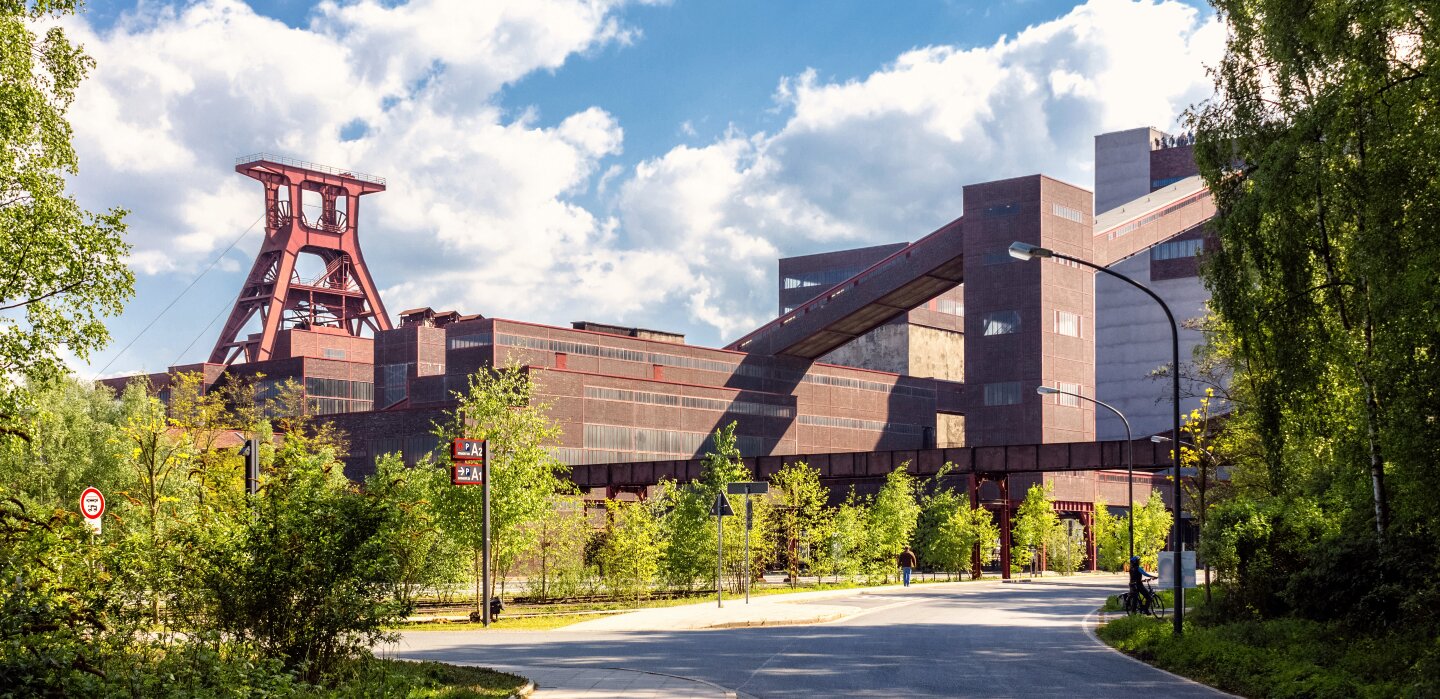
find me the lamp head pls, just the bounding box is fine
[1036,386,1059,395]
[239,442,252,457]
[1008,242,1053,260]
[1150,435,1170,443]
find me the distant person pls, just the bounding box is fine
[1129,555,1157,610]
[898,546,917,587]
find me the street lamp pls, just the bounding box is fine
[1011,240,1186,634]
[1036,385,1134,559]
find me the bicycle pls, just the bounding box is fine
[1118,581,1166,619]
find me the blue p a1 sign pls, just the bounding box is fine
[453,463,484,486]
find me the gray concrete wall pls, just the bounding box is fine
[1094,248,1211,440]
[1095,127,1164,216]
[818,316,910,374]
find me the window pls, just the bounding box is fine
[984,382,1022,406]
[1054,310,1080,337]
[322,347,346,359]
[936,298,963,316]
[1054,382,1081,407]
[1151,238,1203,261]
[782,266,866,290]
[1052,203,1084,223]
[984,202,1020,217]
[982,310,1021,336]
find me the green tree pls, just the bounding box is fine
[433,364,573,610]
[1191,0,1440,582]
[814,489,868,583]
[1092,500,1129,572]
[866,463,920,581]
[1132,490,1173,571]
[598,499,666,603]
[115,379,196,622]
[769,460,830,587]
[921,492,1000,580]
[1012,483,1059,571]
[1044,519,1086,575]
[526,494,593,599]
[365,453,463,608]
[0,1,134,439]
[200,436,410,682]
[0,376,127,510]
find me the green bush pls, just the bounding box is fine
[1098,613,1432,698]
[197,442,412,682]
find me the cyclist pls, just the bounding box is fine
[1128,555,1157,612]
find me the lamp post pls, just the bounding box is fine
[1011,241,1185,635]
[1036,385,1134,559]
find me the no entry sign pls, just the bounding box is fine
[80,487,104,534]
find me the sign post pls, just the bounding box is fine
[451,438,491,626]
[710,492,734,607]
[727,482,769,603]
[79,487,105,535]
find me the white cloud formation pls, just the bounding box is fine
[69,0,1222,368]
[614,0,1224,341]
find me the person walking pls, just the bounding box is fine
[897,546,917,587]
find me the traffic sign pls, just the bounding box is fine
[452,463,485,486]
[710,493,735,517]
[452,438,488,461]
[726,481,769,495]
[79,487,104,535]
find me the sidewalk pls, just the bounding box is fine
[557,580,963,633]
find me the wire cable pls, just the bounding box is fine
[94,212,264,378]
[169,291,241,368]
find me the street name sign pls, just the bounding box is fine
[726,481,769,495]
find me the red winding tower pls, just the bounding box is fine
[210,155,393,365]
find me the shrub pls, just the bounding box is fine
[198,442,411,681]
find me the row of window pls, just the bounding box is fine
[935,298,963,316]
[985,381,1089,407]
[1150,238,1203,261]
[304,377,374,401]
[1052,203,1085,223]
[368,435,445,465]
[309,397,374,415]
[322,347,347,359]
[585,387,796,418]
[581,424,765,458]
[782,265,867,290]
[493,332,934,399]
[984,382,1023,406]
[979,310,1082,337]
[796,414,926,435]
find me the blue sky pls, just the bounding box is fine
[68,0,1221,378]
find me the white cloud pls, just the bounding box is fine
[70,0,1223,367]
[613,0,1223,342]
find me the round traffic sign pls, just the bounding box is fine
[80,487,105,520]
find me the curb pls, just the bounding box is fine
[1080,608,1242,698]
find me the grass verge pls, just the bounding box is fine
[361,659,527,698]
[1095,614,1438,698]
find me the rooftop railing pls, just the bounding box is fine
[235,153,386,186]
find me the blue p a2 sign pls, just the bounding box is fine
[453,463,484,486]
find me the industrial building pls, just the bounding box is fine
[107,126,1217,574]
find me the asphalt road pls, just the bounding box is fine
[390,576,1226,698]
